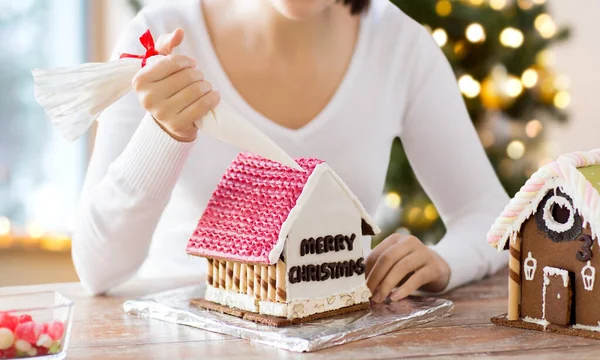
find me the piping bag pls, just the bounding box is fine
[31,30,302,171]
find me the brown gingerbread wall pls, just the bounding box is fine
[520,217,600,326]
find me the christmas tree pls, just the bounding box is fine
[379,0,570,245]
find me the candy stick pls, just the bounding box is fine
[276,260,286,302]
[207,259,213,286]
[226,261,233,290]
[219,261,226,289]
[233,262,240,292]
[268,265,276,302]
[240,264,247,294]
[261,266,269,300]
[508,232,522,320]
[247,265,255,297]
[254,265,261,299]
[212,259,219,287]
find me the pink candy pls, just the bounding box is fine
[14,322,40,344]
[45,320,64,341]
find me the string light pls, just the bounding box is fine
[432,28,448,47]
[489,0,507,10]
[0,217,10,236]
[27,221,45,239]
[534,13,557,39]
[424,204,439,221]
[536,50,555,67]
[525,119,543,138]
[384,192,402,209]
[506,76,524,97]
[517,0,533,10]
[500,27,524,48]
[466,23,486,43]
[458,74,481,98]
[521,68,539,88]
[436,0,452,17]
[507,140,526,160]
[408,207,423,224]
[480,130,496,148]
[554,91,571,109]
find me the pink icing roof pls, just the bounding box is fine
[186,153,324,264]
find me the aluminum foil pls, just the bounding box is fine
[123,284,453,352]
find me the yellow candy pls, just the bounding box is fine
[0,328,13,350]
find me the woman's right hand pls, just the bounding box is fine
[132,29,220,142]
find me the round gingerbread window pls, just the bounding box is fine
[535,190,582,242]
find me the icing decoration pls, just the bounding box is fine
[581,261,596,291]
[205,285,258,312]
[487,149,600,250]
[573,322,600,332]
[524,252,537,281]
[300,234,356,256]
[534,190,582,243]
[186,153,380,264]
[288,258,366,284]
[523,316,550,328]
[576,234,594,262]
[542,195,575,233]
[543,266,569,288]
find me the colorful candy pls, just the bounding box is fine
[0,314,65,359]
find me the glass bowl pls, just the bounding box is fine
[0,292,74,359]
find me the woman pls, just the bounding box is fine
[74,0,508,301]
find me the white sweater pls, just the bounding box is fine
[73,0,509,295]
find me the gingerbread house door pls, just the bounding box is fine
[542,266,572,326]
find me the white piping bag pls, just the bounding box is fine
[31,30,302,170]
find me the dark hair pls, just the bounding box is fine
[341,0,370,15]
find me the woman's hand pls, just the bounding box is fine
[366,234,450,303]
[132,28,220,142]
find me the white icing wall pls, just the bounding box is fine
[285,170,366,301]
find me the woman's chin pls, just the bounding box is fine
[269,0,336,20]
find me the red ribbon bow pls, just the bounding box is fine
[119,29,159,67]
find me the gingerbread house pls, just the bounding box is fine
[186,153,380,325]
[488,150,600,338]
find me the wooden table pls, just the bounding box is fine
[2,271,599,359]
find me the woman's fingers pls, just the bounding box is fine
[169,80,213,114]
[366,237,416,295]
[162,68,205,98]
[372,251,427,303]
[365,233,407,277]
[390,265,438,301]
[155,28,185,55]
[135,55,196,84]
[178,90,221,125]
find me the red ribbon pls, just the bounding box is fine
[119,29,159,67]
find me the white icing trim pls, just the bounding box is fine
[205,286,258,312]
[543,266,570,288]
[573,323,600,332]
[267,163,380,264]
[523,316,550,328]
[524,252,537,281]
[582,261,596,291]
[259,301,287,317]
[542,195,575,233]
[287,283,371,319]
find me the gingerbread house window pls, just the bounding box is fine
[535,190,582,243]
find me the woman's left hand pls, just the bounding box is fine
[366,234,451,303]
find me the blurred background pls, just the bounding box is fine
[0,0,597,286]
